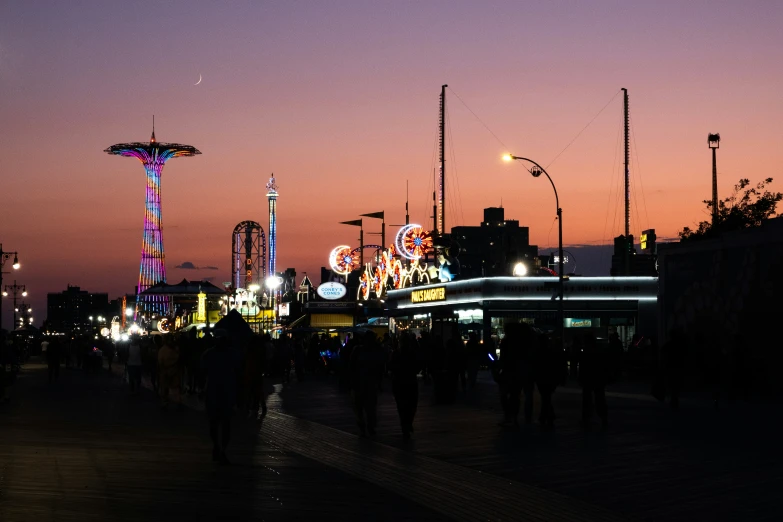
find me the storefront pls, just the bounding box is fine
[385,276,657,349]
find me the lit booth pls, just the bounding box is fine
[385,276,658,350]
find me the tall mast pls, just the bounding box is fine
[433,170,437,232]
[406,180,410,225]
[622,88,631,276]
[622,88,630,238]
[438,84,448,235]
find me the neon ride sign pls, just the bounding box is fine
[328,224,439,301]
[317,282,347,300]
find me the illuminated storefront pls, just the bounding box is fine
[386,276,658,347]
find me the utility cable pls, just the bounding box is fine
[447,87,511,152]
[546,90,622,169]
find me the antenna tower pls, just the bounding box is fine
[438,84,448,235]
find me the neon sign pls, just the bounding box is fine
[329,224,442,301]
[411,287,446,303]
[197,292,206,321]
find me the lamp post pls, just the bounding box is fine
[0,244,21,334]
[3,280,27,330]
[265,275,283,335]
[503,154,565,351]
[708,133,721,224]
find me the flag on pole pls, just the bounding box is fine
[360,211,384,220]
[339,219,363,226]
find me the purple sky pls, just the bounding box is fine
[1,1,781,327]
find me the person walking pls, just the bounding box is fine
[157,335,180,410]
[497,323,524,427]
[243,334,268,418]
[579,333,609,428]
[391,333,419,441]
[465,332,482,390]
[533,332,565,426]
[144,337,159,393]
[127,335,143,395]
[349,332,383,436]
[202,330,242,464]
[450,336,467,393]
[106,341,115,372]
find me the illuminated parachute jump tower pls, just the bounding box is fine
[104,122,201,316]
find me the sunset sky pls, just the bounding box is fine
[1,1,781,327]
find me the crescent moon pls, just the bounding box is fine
[194,74,202,86]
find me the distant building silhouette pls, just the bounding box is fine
[451,207,538,278]
[46,285,110,332]
[610,230,658,276]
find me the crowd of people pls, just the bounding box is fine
[5,316,748,465]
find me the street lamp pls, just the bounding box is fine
[503,154,565,352]
[0,244,21,334]
[265,275,283,334]
[708,133,721,224]
[3,280,27,330]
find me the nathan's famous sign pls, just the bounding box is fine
[411,286,446,304]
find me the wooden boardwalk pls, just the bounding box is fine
[5,361,780,521]
[0,363,450,521]
[264,372,783,521]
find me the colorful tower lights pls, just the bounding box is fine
[105,124,200,316]
[266,174,279,277]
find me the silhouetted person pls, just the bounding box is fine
[0,333,10,403]
[497,323,528,427]
[465,332,482,389]
[244,334,268,418]
[534,333,564,426]
[144,338,159,393]
[579,334,609,428]
[520,327,536,424]
[608,332,625,385]
[281,339,294,383]
[106,342,115,372]
[350,332,383,436]
[391,333,419,441]
[202,330,242,464]
[127,335,143,395]
[46,338,61,383]
[450,336,467,393]
[157,335,180,410]
[417,332,433,383]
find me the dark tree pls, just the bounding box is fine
[679,178,781,241]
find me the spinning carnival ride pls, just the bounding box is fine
[329,225,435,300]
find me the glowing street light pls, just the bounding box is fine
[265,275,283,290]
[0,245,22,333]
[503,154,565,351]
[512,262,528,277]
[3,280,27,331]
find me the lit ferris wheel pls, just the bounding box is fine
[328,245,359,275]
[395,224,433,260]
